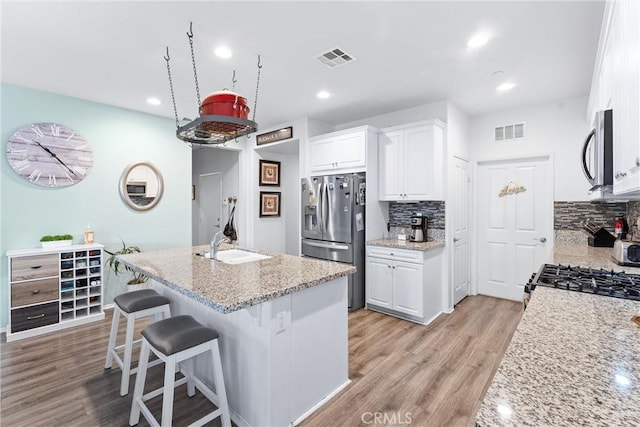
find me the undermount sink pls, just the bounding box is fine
[202,249,272,264]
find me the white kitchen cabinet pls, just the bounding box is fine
[365,245,442,325]
[309,126,375,174]
[378,120,445,201]
[588,0,640,196]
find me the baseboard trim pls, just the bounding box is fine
[292,379,352,426]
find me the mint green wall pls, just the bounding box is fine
[0,83,192,329]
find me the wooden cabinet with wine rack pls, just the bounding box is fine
[6,243,105,342]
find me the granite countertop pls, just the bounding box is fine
[476,286,640,426]
[117,244,355,314]
[551,242,640,274]
[366,238,445,251]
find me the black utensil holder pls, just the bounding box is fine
[587,228,616,247]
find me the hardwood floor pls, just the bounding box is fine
[0,295,521,426]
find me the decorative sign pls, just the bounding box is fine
[259,159,281,186]
[260,191,281,217]
[256,126,293,145]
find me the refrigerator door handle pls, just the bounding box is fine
[322,180,329,235]
[303,240,350,251]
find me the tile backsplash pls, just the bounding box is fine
[555,201,640,239]
[554,201,628,232]
[388,201,445,229]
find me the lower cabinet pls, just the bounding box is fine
[365,245,442,325]
[6,244,105,342]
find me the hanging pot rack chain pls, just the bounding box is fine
[252,55,262,122]
[164,47,180,129]
[231,70,237,91]
[187,22,202,111]
[166,21,260,145]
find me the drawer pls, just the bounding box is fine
[11,277,59,308]
[366,245,423,263]
[11,302,59,333]
[11,254,59,281]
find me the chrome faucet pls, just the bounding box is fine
[210,230,229,256]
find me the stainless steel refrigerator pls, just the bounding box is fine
[301,173,366,311]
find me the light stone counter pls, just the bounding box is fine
[366,238,445,251]
[476,286,640,426]
[551,242,640,274]
[117,243,355,313]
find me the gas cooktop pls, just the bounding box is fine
[528,263,640,301]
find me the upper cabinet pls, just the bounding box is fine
[378,120,445,201]
[589,0,640,196]
[309,126,375,174]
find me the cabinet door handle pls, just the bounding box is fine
[387,265,392,269]
[30,265,42,269]
[27,314,45,320]
[392,266,396,269]
[32,289,40,294]
[615,171,627,180]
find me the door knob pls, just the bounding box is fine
[453,237,460,242]
[534,237,547,243]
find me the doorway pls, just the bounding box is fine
[197,173,223,245]
[452,157,471,305]
[476,155,553,301]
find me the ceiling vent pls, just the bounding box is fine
[495,122,525,142]
[314,47,356,69]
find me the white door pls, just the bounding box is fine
[452,157,470,305]
[198,173,222,245]
[477,156,552,301]
[391,260,423,317]
[366,257,393,308]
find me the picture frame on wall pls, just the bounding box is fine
[259,159,281,186]
[259,191,281,217]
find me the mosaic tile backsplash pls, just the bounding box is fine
[554,201,628,232]
[388,201,445,230]
[628,201,640,238]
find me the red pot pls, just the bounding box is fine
[201,89,250,119]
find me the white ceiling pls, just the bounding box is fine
[1,1,604,130]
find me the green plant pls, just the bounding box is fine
[40,234,73,242]
[105,240,148,285]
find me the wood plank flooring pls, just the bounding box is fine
[0,295,521,426]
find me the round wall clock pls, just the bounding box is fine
[6,123,93,187]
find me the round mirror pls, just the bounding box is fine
[119,161,164,211]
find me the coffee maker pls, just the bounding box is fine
[410,214,428,242]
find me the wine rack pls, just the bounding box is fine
[6,244,105,342]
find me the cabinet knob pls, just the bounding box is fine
[392,266,396,269]
[32,289,40,294]
[390,252,394,256]
[636,157,640,167]
[387,265,392,269]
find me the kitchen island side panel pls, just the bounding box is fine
[150,275,349,427]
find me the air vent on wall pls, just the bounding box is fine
[314,47,356,69]
[495,122,525,142]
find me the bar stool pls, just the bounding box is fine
[105,289,171,396]
[129,315,231,427]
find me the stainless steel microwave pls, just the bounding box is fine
[581,109,613,191]
[126,183,146,196]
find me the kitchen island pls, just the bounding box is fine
[118,244,355,427]
[476,242,640,426]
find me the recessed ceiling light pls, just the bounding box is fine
[467,33,489,48]
[214,46,232,59]
[146,97,161,106]
[317,91,330,99]
[496,82,516,92]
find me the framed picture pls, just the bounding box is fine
[259,191,281,217]
[259,159,281,186]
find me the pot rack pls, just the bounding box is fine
[164,22,261,146]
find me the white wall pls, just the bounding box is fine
[335,100,448,130]
[470,95,591,201]
[191,146,240,245]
